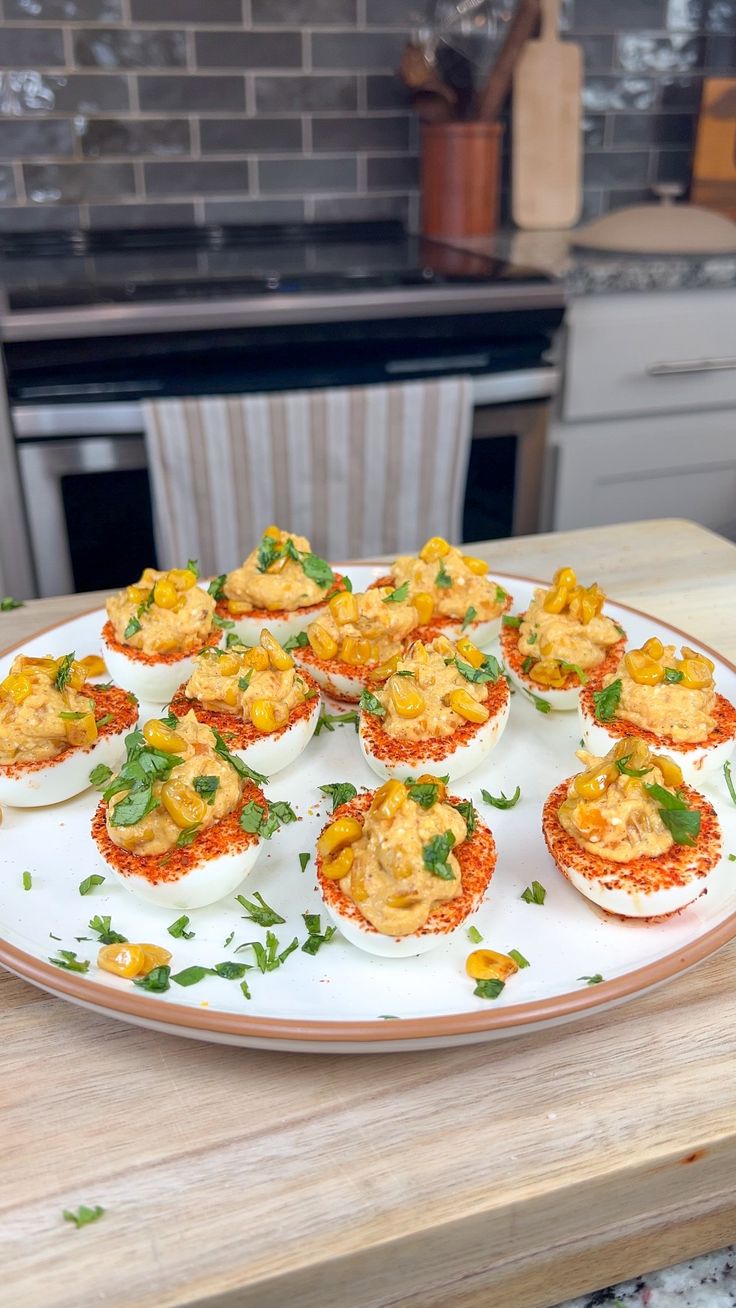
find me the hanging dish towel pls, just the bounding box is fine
[142,376,474,574]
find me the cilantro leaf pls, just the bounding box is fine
[495,585,507,605]
[315,710,359,735]
[109,786,160,828]
[134,965,171,992]
[383,581,409,604]
[212,961,248,980]
[452,798,476,835]
[186,559,199,578]
[283,631,309,652]
[616,754,651,778]
[460,605,477,632]
[481,786,521,810]
[319,781,358,812]
[167,914,195,939]
[1,596,24,611]
[236,891,286,927]
[301,911,337,955]
[78,874,105,896]
[474,978,505,1000]
[300,552,334,589]
[208,574,226,600]
[435,559,452,589]
[213,615,235,630]
[664,667,684,684]
[579,973,604,985]
[521,657,535,674]
[54,652,75,692]
[502,614,521,628]
[531,694,551,715]
[559,661,588,683]
[211,727,268,785]
[193,775,220,804]
[239,798,293,840]
[299,852,311,873]
[521,881,546,905]
[124,617,141,640]
[725,761,736,807]
[422,830,456,880]
[508,948,529,969]
[467,925,483,944]
[359,688,386,717]
[644,783,701,845]
[406,780,442,809]
[455,653,502,684]
[256,534,282,573]
[49,950,90,974]
[88,914,127,944]
[22,870,32,891]
[171,965,212,987]
[593,679,622,723]
[63,1204,104,1229]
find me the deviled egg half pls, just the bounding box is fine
[542,736,721,918]
[292,584,423,704]
[500,566,625,711]
[91,711,282,910]
[315,778,496,957]
[102,562,221,704]
[579,636,736,785]
[0,652,138,807]
[371,536,512,648]
[169,627,320,776]
[209,525,345,646]
[358,633,510,782]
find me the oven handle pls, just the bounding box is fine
[12,367,560,439]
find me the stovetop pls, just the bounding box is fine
[0,219,553,311]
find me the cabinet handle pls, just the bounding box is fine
[646,356,736,376]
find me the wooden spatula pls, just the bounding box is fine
[511,0,583,229]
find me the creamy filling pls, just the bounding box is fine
[185,647,309,722]
[559,744,675,863]
[317,587,420,664]
[374,637,488,742]
[341,797,467,935]
[0,654,98,764]
[605,645,717,744]
[390,546,505,620]
[107,567,215,656]
[518,589,620,671]
[224,529,330,611]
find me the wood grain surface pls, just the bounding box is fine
[3,518,736,1308]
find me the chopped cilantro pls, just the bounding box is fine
[452,798,476,835]
[422,830,456,880]
[236,891,285,927]
[455,652,502,684]
[193,775,220,804]
[383,580,409,604]
[593,679,622,723]
[474,978,505,1000]
[0,596,24,611]
[63,1204,104,1229]
[358,688,385,717]
[531,694,551,714]
[88,914,127,945]
[461,605,477,632]
[212,615,235,630]
[212,727,268,784]
[22,870,32,891]
[49,950,90,974]
[283,630,309,652]
[299,852,311,873]
[78,874,105,896]
[481,786,521,810]
[186,559,199,578]
[616,754,651,778]
[644,783,701,845]
[521,881,546,905]
[239,798,293,840]
[240,979,251,1000]
[95,713,114,728]
[559,661,588,683]
[521,656,535,675]
[319,781,358,812]
[314,710,359,735]
[406,780,442,809]
[208,573,226,600]
[502,614,521,628]
[435,559,453,589]
[134,965,170,992]
[725,761,736,807]
[167,914,195,940]
[508,948,529,969]
[54,652,75,692]
[300,552,334,589]
[467,925,483,944]
[664,667,684,684]
[579,974,604,986]
[301,911,337,955]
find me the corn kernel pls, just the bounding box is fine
[223,684,239,708]
[322,846,354,880]
[455,635,485,669]
[553,566,577,590]
[543,585,569,614]
[160,779,208,829]
[227,601,253,615]
[217,652,241,677]
[446,687,489,723]
[419,535,451,563]
[625,649,664,687]
[97,943,146,979]
[389,675,426,719]
[466,949,519,982]
[678,657,713,690]
[368,653,400,682]
[340,636,378,666]
[0,673,32,704]
[652,753,683,789]
[572,802,607,839]
[153,578,178,610]
[139,943,172,972]
[328,590,359,625]
[573,762,618,800]
[308,622,338,661]
[350,866,368,901]
[250,698,278,733]
[260,627,294,671]
[143,719,186,753]
[65,712,98,747]
[317,816,363,857]
[371,778,407,819]
[643,636,664,661]
[242,645,270,671]
[410,640,429,663]
[126,585,147,604]
[263,524,281,540]
[461,554,489,575]
[386,892,422,909]
[168,567,197,591]
[529,660,566,688]
[77,654,107,680]
[412,591,435,625]
[682,646,714,672]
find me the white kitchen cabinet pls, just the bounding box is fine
[548,289,736,539]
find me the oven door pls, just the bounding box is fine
[17,435,158,597]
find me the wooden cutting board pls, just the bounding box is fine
[512,0,583,229]
[691,77,736,219]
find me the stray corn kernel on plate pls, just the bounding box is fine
[1,565,736,1054]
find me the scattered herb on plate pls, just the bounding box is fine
[521,881,546,905]
[49,949,90,974]
[319,781,358,812]
[481,786,521,810]
[315,710,359,735]
[22,870,32,891]
[236,891,285,927]
[461,605,477,632]
[63,1205,104,1229]
[579,974,604,985]
[474,978,505,1000]
[508,948,529,969]
[167,914,195,940]
[531,693,551,715]
[467,925,483,944]
[299,852,311,873]
[78,874,105,896]
[88,914,127,945]
[301,912,337,955]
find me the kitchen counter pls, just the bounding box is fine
[4,517,736,1308]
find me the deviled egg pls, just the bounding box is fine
[371,535,512,647]
[542,736,721,918]
[169,627,321,776]
[0,652,138,807]
[91,711,276,910]
[209,525,345,646]
[579,636,736,785]
[358,633,510,782]
[500,566,625,711]
[315,778,496,957]
[293,584,423,703]
[102,562,221,704]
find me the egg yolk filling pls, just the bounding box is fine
[307,586,420,668]
[223,527,335,613]
[371,635,493,741]
[517,567,621,687]
[107,565,215,655]
[0,653,100,764]
[184,629,313,733]
[602,639,717,744]
[320,779,469,936]
[558,737,691,864]
[104,711,242,858]
[389,536,507,621]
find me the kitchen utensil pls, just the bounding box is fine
[411,89,457,122]
[475,0,540,122]
[400,39,458,113]
[511,0,582,228]
[421,120,504,237]
[572,187,736,253]
[691,77,736,220]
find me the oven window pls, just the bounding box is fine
[462,435,516,542]
[61,468,159,593]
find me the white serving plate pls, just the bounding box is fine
[1,566,735,1054]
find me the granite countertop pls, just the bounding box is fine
[553,1247,736,1308]
[454,228,736,295]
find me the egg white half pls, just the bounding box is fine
[0,726,132,808]
[579,694,736,786]
[99,839,263,911]
[224,605,329,648]
[504,660,583,712]
[431,614,503,650]
[236,692,321,776]
[103,636,204,706]
[292,653,366,704]
[359,695,510,783]
[320,898,451,956]
[551,841,715,918]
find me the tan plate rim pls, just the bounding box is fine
[1,569,735,1047]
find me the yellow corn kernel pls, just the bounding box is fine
[386,892,422,909]
[643,636,664,661]
[433,635,456,659]
[228,601,254,615]
[410,640,429,663]
[419,535,450,563]
[308,622,338,661]
[368,653,400,682]
[553,566,577,590]
[350,866,368,902]
[19,656,57,676]
[390,675,426,719]
[223,684,239,708]
[415,773,448,801]
[77,654,107,680]
[573,762,618,801]
[682,646,714,671]
[65,712,98,747]
[153,577,179,610]
[250,698,278,733]
[97,943,146,979]
[0,673,32,704]
[216,653,241,677]
[371,778,407,819]
[126,585,147,604]
[529,659,566,689]
[652,753,683,789]
[141,567,158,583]
[139,943,172,972]
[543,585,569,614]
[446,687,489,723]
[340,636,378,666]
[317,816,363,858]
[572,802,607,839]
[455,635,485,669]
[466,949,519,982]
[260,627,293,671]
[678,657,713,690]
[263,524,281,540]
[461,554,489,576]
[160,779,208,829]
[625,649,665,687]
[168,567,198,592]
[62,660,87,691]
[242,645,270,670]
[412,591,435,625]
[143,719,186,753]
[328,590,359,625]
[322,846,354,880]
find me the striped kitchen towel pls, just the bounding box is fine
[142,376,473,574]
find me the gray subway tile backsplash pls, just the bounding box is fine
[0,0,722,232]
